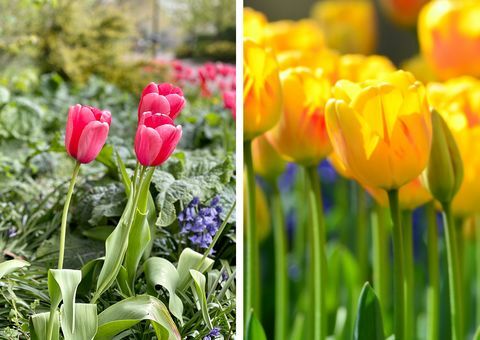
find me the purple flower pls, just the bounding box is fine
[179,196,223,251]
[204,327,221,340]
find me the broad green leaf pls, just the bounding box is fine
[61,303,98,340]
[177,248,214,291]
[30,311,59,340]
[124,209,150,288]
[246,310,267,340]
[48,269,82,336]
[189,269,212,329]
[95,295,181,340]
[78,258,103,296]
[0,259,30,279]
[144,257,183,323]
[354,282,385,340]
[82,226,114,241]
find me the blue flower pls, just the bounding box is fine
[203,327,221,340]
[179,196,223,251]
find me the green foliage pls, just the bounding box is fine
[353,283,385,340]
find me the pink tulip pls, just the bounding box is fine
[223,90,236,119]
[135,112,182,166]
[65,104,111,164]
[138,82,186,120]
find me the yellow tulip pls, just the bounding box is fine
[266,67,332,165]
[428,77,480,215]
[337,54,396,82]
[244,7,268,44]
[419,0,480,80]
[311,0,377,54]
[252,134,287,182]
[367,178,432,210]
[244,39,283,140]
[264,19,325,53]
[276,49,340,84]
[244,177,271,243]
[326,70,432,190]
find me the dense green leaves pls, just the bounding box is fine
[0,259,30,279]
[354,283,385,340]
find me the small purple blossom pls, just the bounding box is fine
[179,196,223,251]
[204,327,221,340]
[8,227,17,238]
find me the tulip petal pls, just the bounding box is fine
[144,113,174,129]
[153,125,182,165]
[165,94,185,119]
[65,105,96,158]
[135,126,163,166]
[76,121,109,164]
[139,93,170,116]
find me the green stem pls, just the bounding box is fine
[356,184,368,285]
[441,202,463,340]
[58,161,81,270]
[387,189,405,340]
[132,161,140,192]
[305,165,327,340]
[476,216,480,326]
[402,210,414,340]
[426,202,439,340]
[272,184,288,340]
[244,140,259,319]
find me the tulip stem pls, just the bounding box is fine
[476,216,480,326]
[356,184,368,285]
[272,183,288,340]
[244,140,259,320]
[402,210,415,340]
[426,202,439,340]
[387,189,405,340]
[372,204,390,332]
[305,165,327,340]
[441,202,463,340]
[132,161,140,192]
[58,161,81,270]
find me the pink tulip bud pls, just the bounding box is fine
[65,104,111,164]
[138,82,186,121]
[135,111,182,166]
[223,90,236,119]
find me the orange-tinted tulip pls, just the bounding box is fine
[244,39,282,140]
[419,0,480,80]
[311,0,377,54]
[264,19,325,53]
[244,7,268,44]
[380,0,430,27]
[266,68,332,165]
[252,135,287,181]
[326,70,432,190]
[428,77,480,215]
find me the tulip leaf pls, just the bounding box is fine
[61,303,98,340]
[0,259,30,279]
[246,310,267,340]
[144,257,184,323]
[95,295,181,340]
[115,150,132,196]
[78,258,103,296]
[82,226,114,241]
[189,269,213,330]
[124,208,150,288]
[354,282,385,340]
[177,248,214,291]
[47,269,82,337]
[30,311,59,340]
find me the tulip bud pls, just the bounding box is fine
[135,112,182,167]
[424,110,463,204]
[65,104,111,164]
[138,82,185,120]
[223,90,236,119]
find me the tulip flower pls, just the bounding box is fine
[380,0,429,27]
[267,67,332,165]
[244,7,268,44]
[326,70,432,190]
[427,77,479,215]
[138,82,185,120]
[135,112,182,167]
[252,135,287,182]
[310,0,377,54]
[223,90,236,119]
[264,19,325,53]
[243,39,282,140]
[337,54,396,83]
[65,104,112,164]
[419,1,480,80]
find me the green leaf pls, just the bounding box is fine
[48,269,82,337]
[144,257,183,323]
[0,259,30,279]
[246,310,267,340]
[30,311,59,340]
[177,248,214,291]
[124,208,150,288]
[95,295,181,340]
[354,282,385,340]
[189,269,212,329]
[61,303,98,340]
[114,150,131,196]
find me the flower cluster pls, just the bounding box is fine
[178,197,223,251]
[203,327,221,340]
